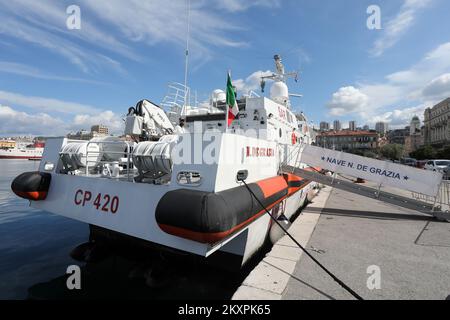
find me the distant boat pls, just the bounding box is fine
[0,141,44,160]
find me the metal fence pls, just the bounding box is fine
[412,180,450,213]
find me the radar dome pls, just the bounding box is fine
[211,89,226,103]
[270,81,289,104]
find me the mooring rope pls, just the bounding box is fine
[240,178,364,300]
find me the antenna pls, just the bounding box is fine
[183,0,191,118]
[261,54,299,83]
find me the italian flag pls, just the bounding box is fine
[226,72,239,127]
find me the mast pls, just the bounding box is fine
[259,55,302,110]
[260,54,298,83]
[182,0,191,119]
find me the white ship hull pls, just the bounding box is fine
[0,147,43,159]
[29,134,316,266]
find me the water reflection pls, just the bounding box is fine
[0,160,255,300]
[27,254,249,300]
[0,160,90,299]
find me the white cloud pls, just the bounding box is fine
[327,86,369,116]
[0,61,106,84]
[0,0,270,73]
[422,73,450,98]
[214,0,280,12]
[0,104,123,136]
[72,111,124,134]
[0,90,101,115]
[370,105,426,128]
[0,105,66,136]
[0,0,138,61]
[81,0,247,61]
[233,70,273,95]
[371,0,432,57]
[328,41,450,128]
[0,11,126,74]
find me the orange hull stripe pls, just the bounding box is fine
[287,181,312,196]
[158,180,314,244]
[158,196,287,244]
[14,191,47,201]
[256,176,288,198]
[285,173,303,182]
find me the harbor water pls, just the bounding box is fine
[0,160,255,299]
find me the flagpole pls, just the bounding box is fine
[225,70,230,134]
[183,0,191,119]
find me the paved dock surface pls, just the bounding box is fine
[234,186,450,300]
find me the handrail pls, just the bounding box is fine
[83,140,134,181]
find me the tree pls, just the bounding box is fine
[380,144,404,161]
[347,149,364,156]
[363,151,378,159]
[436,146,450,159]
[410,145,436,160]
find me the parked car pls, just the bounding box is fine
[424,160,450,172]
[444,164,450,180]
[401,158,417,167]
[416,160,428,169]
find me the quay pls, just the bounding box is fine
[233,185,450,300]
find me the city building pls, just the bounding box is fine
[320,122,330,132]
[310,128,319,144]
[378,136,389,149]
[0,139,16,149]
[349,121,356,131]
[316,130,379,151]
[410,116,421,135]
[91,125,109,135]
[388,128,409,145]
[67,125,110,141]
[424,97,450,147]
[375,122,388,135]
[404,116,424,155]
[333,120,341,131]
[363,125,370,131]
[404,133,424,156]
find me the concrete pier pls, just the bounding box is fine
[233,186,450,300]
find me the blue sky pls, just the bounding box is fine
[1,0,450,136]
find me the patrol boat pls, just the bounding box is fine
[11,55,318,267]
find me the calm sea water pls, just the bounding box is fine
[0,160,88,299]
[0,160,252,300]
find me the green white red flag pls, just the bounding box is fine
[226,72,239,127]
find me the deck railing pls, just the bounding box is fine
[82,140,135,181]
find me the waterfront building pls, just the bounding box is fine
[349,121,356,131]
[320,122,330,132]
[375,122,388,135]
[424,98,450,147]
[316,130,379,151]
[333,120,341,131]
